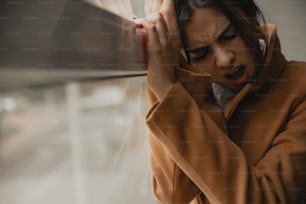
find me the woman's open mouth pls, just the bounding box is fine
[224,65,248,85]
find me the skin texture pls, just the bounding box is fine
[184,7,257,91]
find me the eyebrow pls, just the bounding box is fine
[186,24,232,53]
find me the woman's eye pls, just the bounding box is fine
[190,49,210,62]
[220,33,239,42]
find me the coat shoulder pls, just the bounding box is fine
[281,60,306,95]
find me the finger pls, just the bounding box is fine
[144,0,151,16]
[153,0,163,12]
[155,14,169,48]
[144,0,163,16]
[159,0,181,49]
[141,18,161,53]
[160,0,174,11]
[132,17,150,65]
[146,13,170,49]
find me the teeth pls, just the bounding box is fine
[225,66,245,80]
[228,67,240,75]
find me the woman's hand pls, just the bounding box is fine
[135,13,177,102]
[145,0,181,53]
[138,0,182,102]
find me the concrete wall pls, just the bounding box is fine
[256,0,306,61]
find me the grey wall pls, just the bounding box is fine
[256,0,306,61]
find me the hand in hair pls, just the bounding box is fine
[135,13,177,102]
[144,0,182,59]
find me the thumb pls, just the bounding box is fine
[160,0,175,11]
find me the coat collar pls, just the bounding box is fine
[175,66,211,105]
[224,24,287,120]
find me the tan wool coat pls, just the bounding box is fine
[146,24,306,204]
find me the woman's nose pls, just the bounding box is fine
[214,47,234,69]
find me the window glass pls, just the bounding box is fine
[0,77,157,204]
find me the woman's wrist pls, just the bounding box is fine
[147,77,175,102]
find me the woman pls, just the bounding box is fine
[137,0,306,203]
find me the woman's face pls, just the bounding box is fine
[184,7,256,91]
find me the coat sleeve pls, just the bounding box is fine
[146,83,203,203]
[146,82,306,204]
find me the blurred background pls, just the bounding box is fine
[0,0,305,204]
